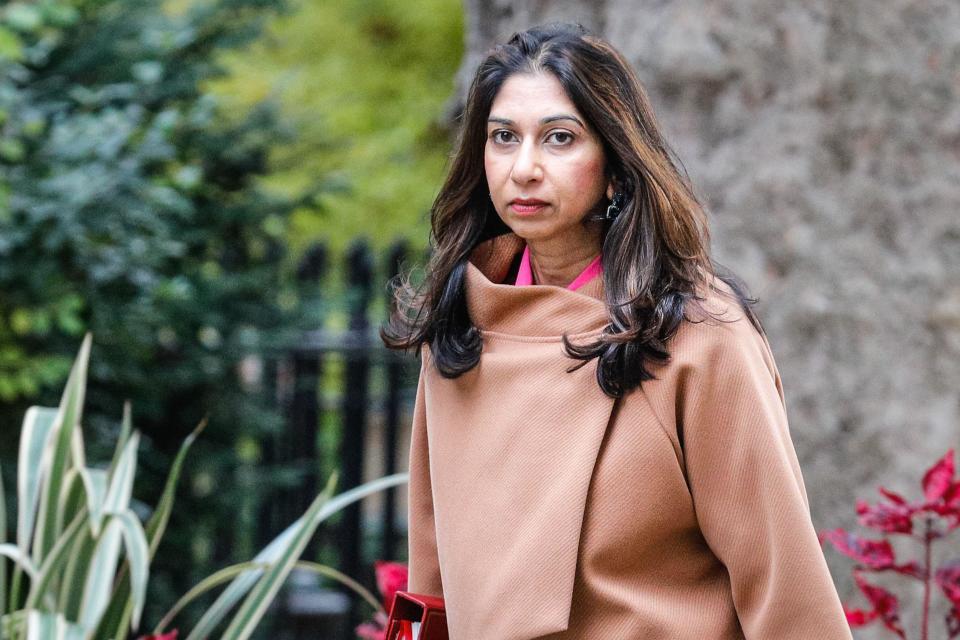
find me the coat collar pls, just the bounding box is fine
[465,232,608,337]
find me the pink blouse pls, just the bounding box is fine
[513,244,603,291]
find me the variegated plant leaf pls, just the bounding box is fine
[103,431,139,515]
[76,468,108,538]
[32,334,92,565]
[98,418,206,640]
[189,471,407,640]
[16,406,59,553]
[106,402,132,485]
[11,405,59,616]
[153,559,381,636]
[57,525,94,622]
[54,468,86,543]
[75,509,149,633]
[110,510,149,631]
[146,418,205,557]
[218,473,340,640]
[24,509,87,611]
[26,609,85,640]
[0,543,39,582]
[76,519,122,632]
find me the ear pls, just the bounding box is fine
[605,181,614,200]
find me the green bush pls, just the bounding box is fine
[0,0,328,626]
[0,334,406,639]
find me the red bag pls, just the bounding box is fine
[385,591,448,640]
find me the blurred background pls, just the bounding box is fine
[0,0,957,639]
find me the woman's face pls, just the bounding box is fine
[484,71,612,245]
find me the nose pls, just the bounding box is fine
[510,137,543,185]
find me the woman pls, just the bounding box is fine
[381,22,852,640]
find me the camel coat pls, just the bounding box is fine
[405,232,853,640]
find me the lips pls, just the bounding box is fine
[510,198,549,214]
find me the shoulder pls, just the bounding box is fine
[639,275,780,408]
[632,275,786,454]
[669,276,769,368]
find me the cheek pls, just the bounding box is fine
[484,147,504,184]
[567,154,606,198]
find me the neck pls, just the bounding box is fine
[525,222,603,287]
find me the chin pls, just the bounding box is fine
[505,225,556,242]
[503,217,557,235]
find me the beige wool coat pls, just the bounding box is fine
[406,232,853,640]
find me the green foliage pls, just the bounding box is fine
[0,335,408,639]
[0,0,462,632]
[208,0,464,258]
[0,0,334,630]
[1,335,152,639]
[0,0,308,404]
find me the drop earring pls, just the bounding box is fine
[604,191,624,220]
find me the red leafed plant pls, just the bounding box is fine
[355,560,409,640]
[820,448,960,640]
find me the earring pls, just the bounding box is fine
[604,191,624,220]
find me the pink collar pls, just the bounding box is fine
[514,244,603,291]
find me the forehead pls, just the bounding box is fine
[488,72,581,122]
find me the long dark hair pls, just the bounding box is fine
[380,22,764,397]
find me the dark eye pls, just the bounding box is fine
[491,130,516,144]
[547,131,574,145]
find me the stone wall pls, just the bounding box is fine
[453,1,960,634]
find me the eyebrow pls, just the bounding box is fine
[487,114,585,127]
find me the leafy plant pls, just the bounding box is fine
[820,448,960,640]
[0,334,408,639]
[0,0,324,622]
